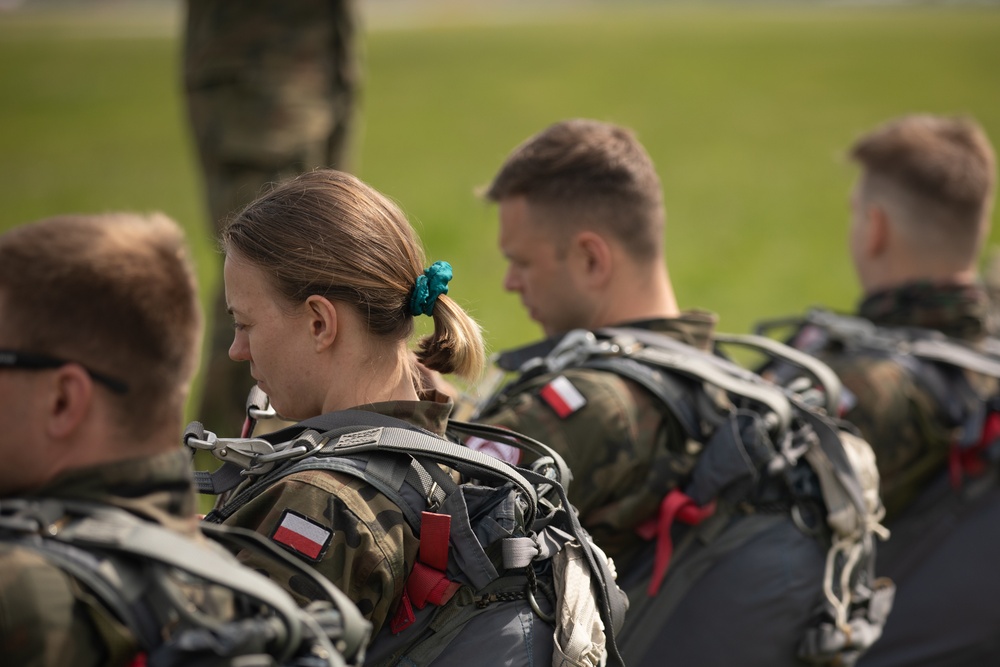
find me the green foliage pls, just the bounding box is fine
[2,4,999,378]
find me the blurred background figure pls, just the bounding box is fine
[759,114,999,667]
[184,0,361,433]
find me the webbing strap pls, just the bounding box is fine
[192,462,244,495]
[713,331,844,416]
[619,334,794,433]
[950,411,1000,487]
[406,563,461,610]
[790,309,1000,380]
[319,422,539,528]
[447,419,574,489]
[501,537,542,569]
[4,532,161,649]
[635,489,717,597]
[1,500,311,664]
[405,511,461,613]
[419,511,451,571]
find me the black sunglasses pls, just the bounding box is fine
[0,349,129,394]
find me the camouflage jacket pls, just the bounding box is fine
[0,449,215,667]
[808,282,996,520]
[219,398,451,639]
[476,311,717,573]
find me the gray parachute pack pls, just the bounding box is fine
[187,394,629,667]
[477,326,898,666]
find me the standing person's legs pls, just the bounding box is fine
[183,0,361,432]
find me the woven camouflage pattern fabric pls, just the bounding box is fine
[477,311,717,572]
[815,281,996,519]
[0,449,228,667]
[221,399,450,638]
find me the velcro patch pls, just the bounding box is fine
[465,434,523,465]
[540,375,587,419]
[270,509,333,562]
[838,386,858,417]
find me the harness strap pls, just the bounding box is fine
[419,511,452,571]
[635,489,717,597]
[392,511,463,635]
[0,500,360,665]
[950,410,1000,488]
[192,462,245,495]
[713,331,844,416]
[599,327,796,434]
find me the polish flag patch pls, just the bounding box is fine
[465,435,522,465]
[270,510,333,562]
[540,375,587,419]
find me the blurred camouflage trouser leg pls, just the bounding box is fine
[183,0,360,433]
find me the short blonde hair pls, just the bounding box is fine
[0,213,202,431]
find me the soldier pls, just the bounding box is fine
[761,115,1000,667]
[0,213,220,665]
[470,119,878,666]
[199,168,591,666]
[184,0,361,433]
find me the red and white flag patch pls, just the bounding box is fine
[465,435,523,465]
[540,375,587,419]
[270,510,333,562]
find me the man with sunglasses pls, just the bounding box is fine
[0,212,214,665]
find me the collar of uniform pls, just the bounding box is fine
[624,309,718,352]
[349,399,452,438]
[25,448,199,531]
[496,310,720,372]
[857,281,990,341]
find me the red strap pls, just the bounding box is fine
[390,589,416,634]
[393,510,459,629]
[419,511,451,571]
[406,561,462,608]
[636,489,716,597]
[127,653,147,667]
[950,411,1000,488]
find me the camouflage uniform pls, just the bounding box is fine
[477,312,829,667]
[789,282,1000,667]
[809,282,995,520]
[0,449,226,667]
[218,399,449,639]
[477,312,714,573]
[184,0,361,433]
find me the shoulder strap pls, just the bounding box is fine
[774,308,1000,380]
[595,327,796,433]
[203,411,540,529]
[0,498,358,666]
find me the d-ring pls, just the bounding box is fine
[526,585,555,623]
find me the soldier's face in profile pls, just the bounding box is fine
[224,255,324,421]
[498,196,595,337]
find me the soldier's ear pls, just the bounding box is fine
[45,364,93,440]
[305,295,339,352]
[575,231,613,286]
[866,204,890,258]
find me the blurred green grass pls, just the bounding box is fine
[2,3,999,405]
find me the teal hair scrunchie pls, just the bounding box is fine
[408,261,453,317]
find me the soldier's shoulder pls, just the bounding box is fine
[0,544,81,646]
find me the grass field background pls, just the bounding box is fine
[2,1,999,412]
